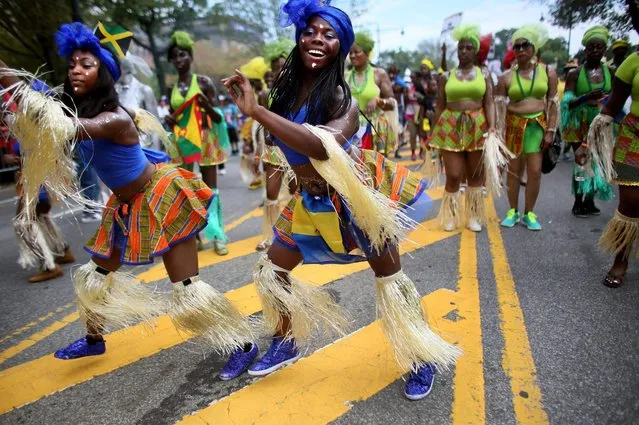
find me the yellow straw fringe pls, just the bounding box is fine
[262,199,281,241]
[495,95,508,142]
[599,211,639,259]
[376,270,462,371]
[133,108,172,154]
[418,152,441,187]
[437,190,463,230]
[38,214,67,255]
[254,255,348,344]
[13,219,56,271]
[465,187,486,225]
[305,124,417,253]
[482,132,513,197]
[0,75,95,223]
[169,279,253,355]
[587,114,616,181]
[73,261,165,332]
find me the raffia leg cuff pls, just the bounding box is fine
[37,214,67,255]
[465,187,486,225]
[13,218,55,270]
[376,270,462,371]
[262,199,281,241]
[73,260,165,331]
[253,255,348,344]
[599,211,639,259]
[437,190,463,230]
[169,277,253,355]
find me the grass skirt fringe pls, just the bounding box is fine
[376,270,461,371]
[38,214,67,255]
[203,189,227,242]
[437,190,463,230]
[253,255,347,344]
[13,218,56,271]
[572,163,614,201]
[465,187,486,225]
[587,114,616,181]
[599,211,639,260]
[482,132,514,197]
[169,279,253,355]
[73,261,165,332]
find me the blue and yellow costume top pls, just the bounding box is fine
[270,106,432,265]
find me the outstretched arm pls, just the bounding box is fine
[223,70,358,161]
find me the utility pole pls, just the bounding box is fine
[567,11,573,58]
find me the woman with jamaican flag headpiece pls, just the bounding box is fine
[165,31,229,256]
[0,22,255,376]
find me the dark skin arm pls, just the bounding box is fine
[164,85,177,127]
[374,68,396,112]
[197,75,221,124]
[223,70,358,161]
[483,71,496,131]
[432,73,447,132]
[441,43,447,72]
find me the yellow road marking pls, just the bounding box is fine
[0,303,74,344]
[177,288,459,425]
[0,218,457,415]
[486,200,549,424]
[0,312,79,365]
[452,230,485,425]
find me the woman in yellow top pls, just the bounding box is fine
[587,51,639,288]
[496,24,559,231]
[165,31,229,255]
[430,24,496,232]
[347,32,398,156]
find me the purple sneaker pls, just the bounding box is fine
[219,343,259,381]
[54,337,106,360]
[248,337,301,376]
[404,364,436,400]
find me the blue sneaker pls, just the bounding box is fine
[521,211,542,231]
[500,208,520,228]
[219,343,259,381]
[404,364,436,400]
[248,337,301,376]
[54,337,106,360]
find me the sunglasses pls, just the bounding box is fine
[513,41,533,51]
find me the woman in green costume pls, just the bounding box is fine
[429,24,496,233]
[347,32,398,156]
[495,24,559,231]
[563,25,614,217]
[165,31,229,255]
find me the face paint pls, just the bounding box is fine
[312,63,317,68]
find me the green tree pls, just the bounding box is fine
[539,0,634,35]
[539,37,569,69]
[378,49,422,72]
[0,0,72,85]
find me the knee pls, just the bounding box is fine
[445,172,462,190]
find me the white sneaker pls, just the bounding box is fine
[467,217,482,232]
[218,168,227,176]
[443,221,455,232]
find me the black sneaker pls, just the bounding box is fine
[584,199,601,216]
[572,200,588,218]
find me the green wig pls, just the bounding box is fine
[264,38,296,63]
[167,31,195,59]
[354,32,375,54]
[452,24,481,52]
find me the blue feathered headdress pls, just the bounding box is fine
[55,22,121,81]
[279,0,354,55]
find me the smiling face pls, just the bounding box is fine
[68,50,100,96]
[349,44,368,70]
[584,39,606,64]
[513,38,535,66]
[169,46,192,73]
[299,16,341,72]
[457,40,476,67]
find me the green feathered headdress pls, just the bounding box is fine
[451,24,481,52]
[354,32,375,54]
[264,38,296,63]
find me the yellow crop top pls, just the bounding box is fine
[508,64,548,103]
[445,66,486,103]
[616,53,639,116]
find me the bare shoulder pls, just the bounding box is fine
[567,67,580,80]
[197,75,215,90]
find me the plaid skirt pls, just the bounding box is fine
[613,113,639,186]
[85,164,213,265]
[272,149,431,264]
[429,108,487,152]
[262,144,284,167]
[505,112,547,156]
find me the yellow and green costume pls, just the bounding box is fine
[612,53,639,186]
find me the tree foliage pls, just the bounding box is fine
[540,0,634,35]
[494,28,517,61]
[539,37,569,69]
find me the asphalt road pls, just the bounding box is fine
[0,151,637,425]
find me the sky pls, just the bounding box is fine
[332,0,638,56]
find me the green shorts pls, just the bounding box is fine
[523,120,543,154]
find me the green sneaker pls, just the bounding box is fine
[500,208,520,228]
[521,212,542,231]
